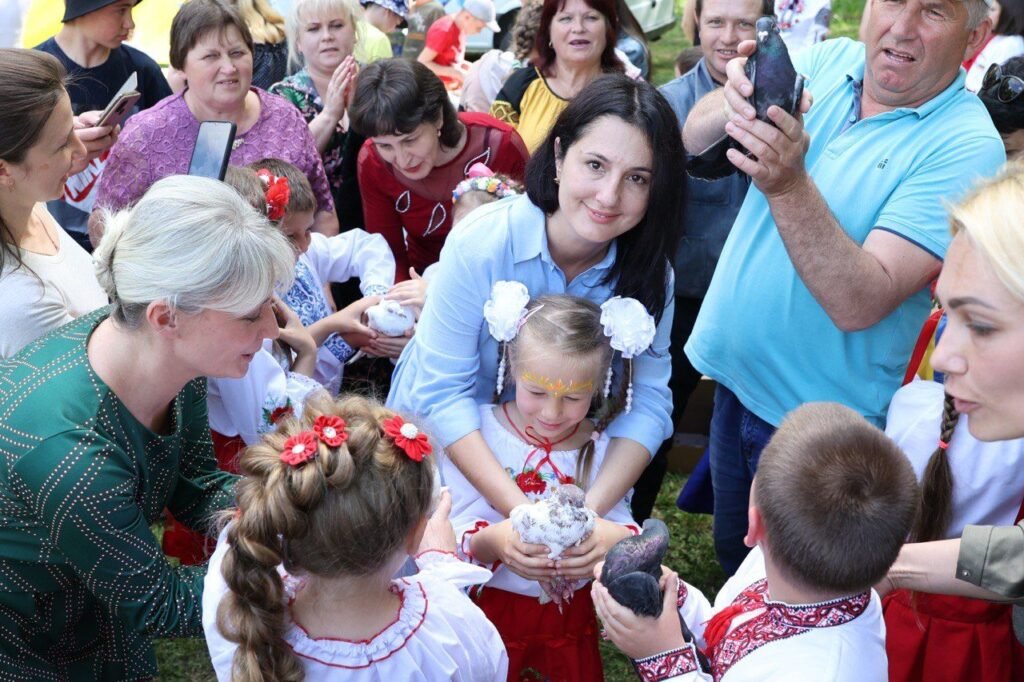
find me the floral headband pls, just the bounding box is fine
[452,163,520,205]
[257,169,291,222]
[279,413,432,467]
[483,281,657,413]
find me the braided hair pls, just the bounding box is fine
[909,393,959,543]
[216,395,436,682]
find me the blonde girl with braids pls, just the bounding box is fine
[877,164,1024,677]
[202,394,508,681]
[879,381,1024,679]
[443,290,653,682]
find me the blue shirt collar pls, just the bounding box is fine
[509,194,619,274]
[846,46,969,119]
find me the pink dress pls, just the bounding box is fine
[95,88,333,214]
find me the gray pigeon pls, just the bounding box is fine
[745,15,805,122]
[599,518,670,617]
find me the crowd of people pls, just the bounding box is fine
[1,0,1024,679]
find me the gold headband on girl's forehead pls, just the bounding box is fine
[520,371,594,397]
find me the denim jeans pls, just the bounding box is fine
[709,385,776,575]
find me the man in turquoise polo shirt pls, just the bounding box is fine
[682,0,1005,574]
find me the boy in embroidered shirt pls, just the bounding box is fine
[594,402,919,682]
[417,0,500,89]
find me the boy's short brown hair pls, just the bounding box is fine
[248,157,316,214]
[224,165,266,215]
[754,402,918,594]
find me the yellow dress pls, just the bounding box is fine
[491,67,568,153]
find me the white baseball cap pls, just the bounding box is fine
[463,0,501,32]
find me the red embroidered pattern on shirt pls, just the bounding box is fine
[633,646,699,682]
[677,580,689,608]
[711,579,870,681]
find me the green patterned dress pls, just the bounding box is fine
[0,309,237,679]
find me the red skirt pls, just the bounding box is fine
[161,431,246,565]
[474,584,604,682]
[883,589,1024,682]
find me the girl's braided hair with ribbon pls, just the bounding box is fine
[216,394,436,682]
[483,283,656,486]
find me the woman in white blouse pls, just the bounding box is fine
[0,49,106,358]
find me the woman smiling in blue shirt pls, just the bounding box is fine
[388,73,684,578]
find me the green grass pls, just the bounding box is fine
[648,0,864,87]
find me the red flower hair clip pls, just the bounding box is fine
[257,168,291,222]
[313,415,348,447]
[281,431,318,466]
[381,415,432,462]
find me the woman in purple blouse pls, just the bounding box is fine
[90,0,339,245]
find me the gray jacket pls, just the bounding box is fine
[660,59,750,299]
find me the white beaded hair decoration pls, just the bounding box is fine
[483,283,656,412]
[483,281,532,396]
[599,297,657,413]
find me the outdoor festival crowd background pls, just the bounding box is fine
[1,0,1024,679]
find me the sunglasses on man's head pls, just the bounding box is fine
[982,63,1024,103]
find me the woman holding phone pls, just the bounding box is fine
[0,49,106,359]
[91,0,338,244]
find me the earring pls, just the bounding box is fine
[554,176,560,185]
[437,128,442,137]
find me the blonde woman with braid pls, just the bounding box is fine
[881,380,1024,680]
[879,164,1024,655]
[202,394,508,681]
[444,291,652,681]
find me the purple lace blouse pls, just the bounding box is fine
[95,88,333,213]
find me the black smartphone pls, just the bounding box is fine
[187,121,237,181]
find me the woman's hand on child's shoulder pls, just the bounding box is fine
[593,567,688,659]
[553,518,633,580]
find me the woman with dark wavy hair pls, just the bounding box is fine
[389,75,684,595]
[349,58,528,279]
[490,0,624,152]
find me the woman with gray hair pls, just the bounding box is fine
[0,175,293,679]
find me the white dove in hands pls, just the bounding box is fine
[509,485,597,611]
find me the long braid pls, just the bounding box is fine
[215,404,359,681]
[909,393,959,543]
[215,396,435,681]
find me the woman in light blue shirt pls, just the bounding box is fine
[388,73,684,579]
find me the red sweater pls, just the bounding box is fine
[357,112,528,279]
